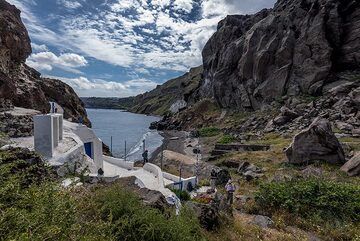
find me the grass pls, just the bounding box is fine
[206,130,360,241]
[218,135,236,144]
[199,127,221,137]
[339,136,360,152]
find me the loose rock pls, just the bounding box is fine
[285,118,346,164]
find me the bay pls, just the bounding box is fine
[86,108,163,161]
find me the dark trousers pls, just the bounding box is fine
[227,192,234,205]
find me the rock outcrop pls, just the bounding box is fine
[285,118,345,164]
[0,0,90,126]
[201,0,360,110]
[0,107,39,137]
[341,152,360,176]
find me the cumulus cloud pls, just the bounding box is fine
[173,0,194,13]
[26,51,88,74]
[47,75,158,97]
[31,43,48,52]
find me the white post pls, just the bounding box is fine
[52,114,59,148]
[34,115,54,158]
[54,114,63,140]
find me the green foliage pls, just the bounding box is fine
[91,185,202,241]
[0,149,204,241]
[255,178,360,222]
[199,127,221,137]
[198,179,210,187]
[171,189,191,201]
[218,135,236,144]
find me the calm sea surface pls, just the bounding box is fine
[86,108,163,161]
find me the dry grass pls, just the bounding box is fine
[203,211,312,241]
[202,132,360,241]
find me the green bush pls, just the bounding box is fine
[172,189,191,201]
[218,135,236,144]
[199,127,221,137]
[255,178,360,222]
[0,149,205,241]
[91,185,202,241]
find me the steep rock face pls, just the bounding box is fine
[0,0,90,126]
[201,0,360,110]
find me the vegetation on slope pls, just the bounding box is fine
[199,132,360,241]
[0,148,204,241]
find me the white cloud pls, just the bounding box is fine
[26,51,88,74]
[57,0,82,9]
[46,75,158,97]
[152,0,171,9]
[8,0,277,96]
[173,0,194,13]
[31,43,48,52]
[201,0,273,17]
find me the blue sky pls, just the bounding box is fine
[8,0,275,97]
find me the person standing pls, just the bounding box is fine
[225,179,235,205]
[142,150,149,163]
[210,169,217,191]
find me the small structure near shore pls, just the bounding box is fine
[34,113,63,158]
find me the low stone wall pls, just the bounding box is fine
[0,112,33,137]
[163,172,197,191]
[103,155,134,170]
[143,163,165,189]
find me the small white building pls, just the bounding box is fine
[34,107,103,174]
[73,124,103,170]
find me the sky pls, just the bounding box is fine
[8,0,276,97]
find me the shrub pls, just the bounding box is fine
[0,149,205,241]
[255,178,360,222]
[199,127,221,137]
[90,184,202,241]
[172,188,191,201]
[218,135,236,144]
[198,179,210,187]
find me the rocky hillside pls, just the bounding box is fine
[0,0,90,126]
[82,66,203,116]
[130,66,203,115]
[200,0,359,110]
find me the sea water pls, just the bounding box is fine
[86,108,163,161]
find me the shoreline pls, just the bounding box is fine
[150,130,188,162]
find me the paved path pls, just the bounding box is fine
[103,161,174,197]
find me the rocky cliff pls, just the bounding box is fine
[130,66,203,115]
[201,0,360,110]
[0,0,90,126]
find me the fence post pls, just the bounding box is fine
[124,140,127,162]
[110,136,113,153]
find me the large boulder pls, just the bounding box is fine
[200,0,360,110]
[285,118,345,164]
[213,167,231,186]
[237,161,263,181]
[341,152,360,176]
[187,202,220,230]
